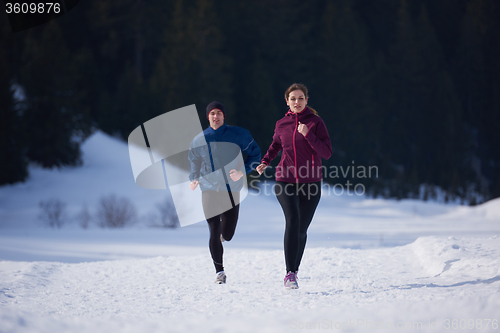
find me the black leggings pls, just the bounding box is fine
[203,191,240,273]
[275,181,321,273]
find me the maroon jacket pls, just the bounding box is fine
[261,107,332,183]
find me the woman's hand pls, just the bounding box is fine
[298,121,309,136]
[189,180,199,190]
[229,169,244,181]
[256,163,268,175]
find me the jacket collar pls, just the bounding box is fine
[286,107,312,118]
[207,122,227,134]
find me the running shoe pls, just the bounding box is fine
[284,271,298,289]
[215,271,226,284]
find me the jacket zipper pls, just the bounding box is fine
[293,115,298,183]
[312,154,315,179]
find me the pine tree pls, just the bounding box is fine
[19,21,91,168]
[451,0,490,199]
[0,18,28,184]
[150,0,196,115]
[319,0,378,184]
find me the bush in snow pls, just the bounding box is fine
[76,204,93,229]
[148,196,179,228]
[96,194,137,228]
[38,198,67,228]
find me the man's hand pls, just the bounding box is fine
[189,180,199,190]
[229,169,244,181]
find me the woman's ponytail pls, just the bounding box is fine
[308,106,319,116]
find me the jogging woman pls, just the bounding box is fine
[189,101,261,284]
[256,84,332,289]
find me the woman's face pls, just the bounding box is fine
[286,89,308,113]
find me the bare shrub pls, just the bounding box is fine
[96,194,137,228]
[76,204,92,229]
[38,198,67,228]
[148,196,179,228]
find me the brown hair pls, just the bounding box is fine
[284,83,318,116]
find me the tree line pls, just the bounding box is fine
[1,0,499,203]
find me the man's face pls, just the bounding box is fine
[208,109,225,130]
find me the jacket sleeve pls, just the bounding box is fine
[241,131,261,174]
[188,139,203,182]
[261,122,282,165]
[304,118,332,160]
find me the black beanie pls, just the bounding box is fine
[206,101,226,119]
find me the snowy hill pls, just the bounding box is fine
[1,130,500,332]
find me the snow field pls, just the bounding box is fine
[1,236,499,332]
[1,130,500,332]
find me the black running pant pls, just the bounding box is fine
[275,181,321,273]
[203,191,240,273]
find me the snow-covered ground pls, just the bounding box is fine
[1,131,499,332]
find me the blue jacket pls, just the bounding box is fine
[189,123,261,191]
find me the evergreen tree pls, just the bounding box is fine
[0,18,28,184]
[384,0,437,198]
[414,4,465,199]
[150,0,234,125]
[451,0,490,199]
[1,0,499,201]
[192,0,233,111]
[19,21,91,168]
[319,0,378,186]
[86,0,167,136]
[150,0,197,115]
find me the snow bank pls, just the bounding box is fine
[410,236,500,280]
